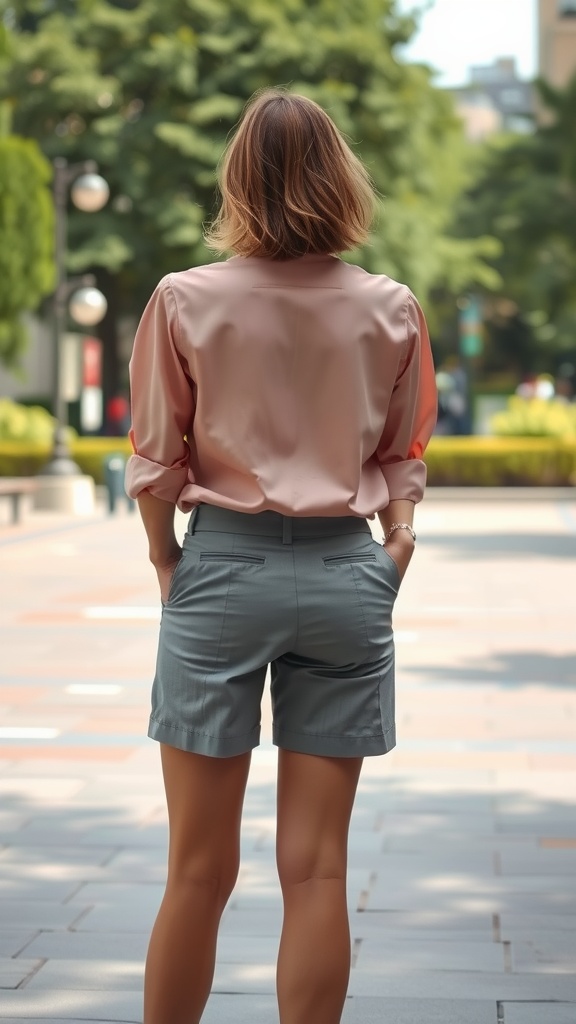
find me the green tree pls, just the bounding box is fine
[0,130,55,366]
[1,0,496,396]
[0,23,54,367]
[455,75,576,378]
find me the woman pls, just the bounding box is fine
[126,88,437,1024]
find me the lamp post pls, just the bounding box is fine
[40,159,109,477]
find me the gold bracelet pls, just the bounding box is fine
[384,522,416,543]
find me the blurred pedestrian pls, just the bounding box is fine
[126,88,437,1024]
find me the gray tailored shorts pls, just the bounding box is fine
[149,504,399,758]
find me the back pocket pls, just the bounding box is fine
[199,552,266,565]
[323,554,377,567]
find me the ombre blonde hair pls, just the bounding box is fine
[205,88,376,260]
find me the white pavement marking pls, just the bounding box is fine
[0,727,60,740]
[83,606,160,620]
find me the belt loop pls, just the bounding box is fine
[188,505,199,535]
[282,516,293,544]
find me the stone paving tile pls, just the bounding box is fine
[68,901,160,934]
[351,909,497,932]
[22,959,143,992]
[0,958,44,989]
[15,930,148,963]
[500,912,576,935]
[342,998,496,1024]
[355,848,496,873]
[0,990,142,1021]
[4,825,167,848]
[503,1004,576,1024]
[0,813,33,832]
[0,902,89,930]
[0,932,38,958]
[383,833,539,851]
[0,846,115,869]
[218,907,283,936]
[498,848,576,875]
[470,875,576,894]
[347,969,576,1000]
[376,811,499,835]
[0,878,82,901]
[0,997,500,1024]
[355,937,504,972]
[63,881,165,907]
[495,816,576,836]
[509,934,576,974]
[354,925,497,944]
[366,883,576,914]
[385,794,497,815]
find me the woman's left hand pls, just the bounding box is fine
[154,548,183,604]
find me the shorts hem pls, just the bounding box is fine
[148,717,260,758]
[273,724,396,758]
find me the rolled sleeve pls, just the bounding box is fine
[125,275,195,503]
[376,290,437,504]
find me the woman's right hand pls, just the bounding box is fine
[383,532,415,585]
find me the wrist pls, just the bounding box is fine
[384,522,416,544]
[149,540,180,567]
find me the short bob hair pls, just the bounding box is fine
[205,88,376,261]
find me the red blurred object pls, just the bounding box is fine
[82,337,102,387]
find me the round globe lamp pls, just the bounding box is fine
[71,173,110,213]
[69,287,108,327]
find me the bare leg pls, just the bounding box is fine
[144,745,251,1024]
[276,750,363,1024]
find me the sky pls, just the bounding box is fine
[397,0,538,86]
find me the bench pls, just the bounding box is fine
[0,478,38,525]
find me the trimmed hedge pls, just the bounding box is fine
[423,437,576,486]
[1,436,575,487]
[0,438,132,484]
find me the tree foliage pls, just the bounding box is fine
[0,0,496,388]
[0,21,54,367]
[0,131,54,365]
[456,75,576,376]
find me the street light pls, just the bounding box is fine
[71,173,109,213]
[69,287,108,327]
[40,159,108,478]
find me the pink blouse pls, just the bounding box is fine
[125,254,437,517]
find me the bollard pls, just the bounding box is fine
[103,454,136,514]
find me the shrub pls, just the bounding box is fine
[491,397,576,438]
[0,437,131,482]
[0,398,72,444]
[424,436,576,486]
[1,435,575,487]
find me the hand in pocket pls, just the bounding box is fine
[383,534,414,584]
[155,549,183,604]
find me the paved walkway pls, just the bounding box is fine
[0,492,575,1023]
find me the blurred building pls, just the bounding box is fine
[449,58,535,140]
[539,0,576,89]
